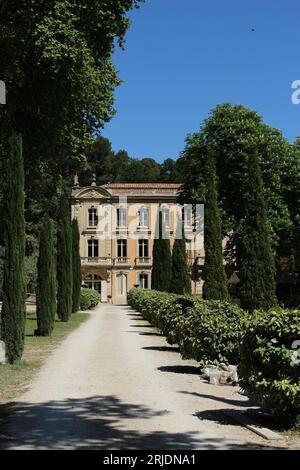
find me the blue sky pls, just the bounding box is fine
[103,0,300,162]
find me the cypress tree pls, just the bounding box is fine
[237,149,276,311]
[152,210,172,292]
[202,153,229,301]
[57,193,73,322]
[72,218,82,313]
[0,133,26,363]
[170,215,191,295]
[36,216,56,336]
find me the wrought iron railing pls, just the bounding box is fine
[81,257,113,266]
[135,257,152,266]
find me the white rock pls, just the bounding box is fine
[201,363,238,386]
[209,370,221,385]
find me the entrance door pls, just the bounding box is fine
[115,273,128,305]
[101,281,108,302]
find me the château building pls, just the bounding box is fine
[71,180,204,304]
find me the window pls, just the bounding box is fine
[137,207,148,228]
[117,239,127,258]
[138,239,149,258]
[139,273,149,289]
[83,274,101,293]
[117,208,127,228]
[186,239,192,252]
[117,274,127,296]
[162,207,170,227]
[88,239,99,258]
[184,206,193,227]
[88,208,98,227]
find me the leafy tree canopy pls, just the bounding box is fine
[0,0,144,225]
[178,103,299,268]
[78,136,183,185]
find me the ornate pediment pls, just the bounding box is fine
[72,187,112,200]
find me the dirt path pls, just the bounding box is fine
[1,305,292,450]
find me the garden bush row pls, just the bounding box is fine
[128,288,247,364]
[80,288,101,310]
[128,289,300,425]
[239,308,300,427]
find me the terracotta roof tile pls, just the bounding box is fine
[104,183,181,189]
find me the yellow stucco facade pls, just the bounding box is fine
[71,183,204,304]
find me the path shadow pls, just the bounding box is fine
[143,346,180,353]
[130,324,154,328]
[0,396,283,450]
[123,307,135,314]
[195,408,235,426]
[179,391,254,408]
[124,331,163,337]
[158,365,201,375]
[138,332,163,337]
[194,408,268,432]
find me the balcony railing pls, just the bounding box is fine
[135,257,152,266]
[136,225,149,231]
[114,257,130,266]
[81,257,113,266]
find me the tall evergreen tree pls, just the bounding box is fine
[202,153,229,301]
[0,133,26,363]
[57,193,73,322]
[152,210,172,292]
[237,149,276,311]
[178,105,297,304]
[72,218,82,313]
[36,216,56,336]
[170,214,191,295]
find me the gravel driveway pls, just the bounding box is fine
[1,305,290,450]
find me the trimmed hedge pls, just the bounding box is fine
[128,289,247,364]
[176,300,247,364]
[129,289,300,425]
[239,308,300,426]
[80,288,100,310]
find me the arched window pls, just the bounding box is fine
[117,207,127,228]
[88,239,99,258]
[184,205,193,228]
[88,207,98,227]
[117,239,127,258]
[137,207,149,228]
[161,207,170,227]
[138,239,149,258]
[83,274,102,293]
[139,273,149,290]
[117,273,127,296]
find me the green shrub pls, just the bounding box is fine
[176,300,247,364]
[239,308,300,426]
[128,289,172,326]
[128,289,246,364]
[80,288,100,310]
[155,295,199,345]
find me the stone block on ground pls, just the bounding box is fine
[201,364,238,385]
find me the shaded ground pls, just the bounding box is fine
[1,305,298,450]
[0,312,89,403]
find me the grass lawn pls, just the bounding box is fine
[0,310,89,404]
